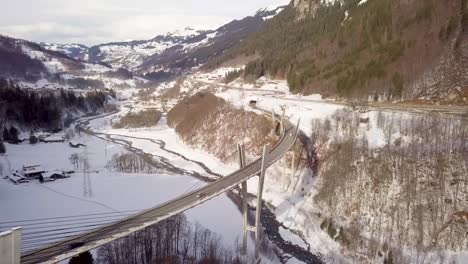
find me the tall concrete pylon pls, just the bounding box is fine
[255,145,269,259]
[237,144,248,255]
[0,227,21,264]
[237,144,270,261]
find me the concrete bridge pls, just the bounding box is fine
[2,109,299,264]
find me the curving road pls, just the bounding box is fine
[21,111,300,264]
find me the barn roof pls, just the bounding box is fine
[23,165,45,174]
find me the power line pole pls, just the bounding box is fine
[82,140,92,197]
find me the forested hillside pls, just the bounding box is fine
[0,78,109,131]
[167,92,276,161]
[212,0,468,103]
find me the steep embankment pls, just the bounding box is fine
[167,92,277,161]
[213,0,468,103]
[304,109,468,263]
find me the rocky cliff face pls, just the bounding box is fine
[293,0,327,18]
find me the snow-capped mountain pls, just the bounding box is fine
[136,6,287,78]
[35,5,287,80]
[86,27,209,71]
[39,43,89,60]
[0,35,84,80]
[0,35,145,90]
[2,3,288,87]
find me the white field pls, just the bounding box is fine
[0,130,253,254]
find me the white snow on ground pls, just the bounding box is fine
[0,130,252,253]
[362,111,386,148]
[88,111,240,178]
[205,73,343,135]
[279,226,307,249]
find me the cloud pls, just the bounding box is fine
[0,23,109,45]
[101,14,229,41]
[0,0,289,46]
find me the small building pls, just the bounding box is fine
[34,131,51,140]
[22,165,45,178]
[43,171,69,180]
[8,172,29,184]
[39,171,70,182]
[249,100,258,107]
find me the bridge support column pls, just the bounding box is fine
[255,145,269,260]
[280,107,285,133]
[0,227,21,264]
[271,110,275,130]
[237,144,270,261]
[237,144,248,255]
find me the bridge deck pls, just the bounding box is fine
[21,114,297,264]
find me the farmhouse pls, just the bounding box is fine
[43,171,69,180]
[22,165,45,178]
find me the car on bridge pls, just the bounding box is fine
[196,192,205,198]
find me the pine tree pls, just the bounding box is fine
[0,140,5,154]
[29,131,38,144]
[3,127,10,142]
[8,126,19,144]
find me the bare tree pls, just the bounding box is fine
[69,153,80,170]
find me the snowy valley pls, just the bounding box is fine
[1,0,467,263]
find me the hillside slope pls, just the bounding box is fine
[216,0,468,103]
[0,35,146,90]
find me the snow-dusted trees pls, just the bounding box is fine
[29,131,38,144]
[312,109,468,262]
[2,126,19,144]
[167,92,276,161]
[106,153,159,174]
[0,139,5,154]
[97,214,251,264]
[112,109,162,129]
[0,78,108,130]
[69,153,80,170]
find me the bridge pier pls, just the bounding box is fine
[255,145,269,259]
[0,227,21,264]
[271,109,275,129]
[237,144,270,260]
[237,144,248,255]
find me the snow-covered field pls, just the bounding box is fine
[0,130,252,253]
[87,112,240,177]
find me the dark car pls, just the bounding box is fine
[69,241,85,249]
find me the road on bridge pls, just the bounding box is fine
[21,110,303,264]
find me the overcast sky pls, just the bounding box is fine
[0,0,289,46]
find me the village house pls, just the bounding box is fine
[22,165,45,178]
[42,171,69,181]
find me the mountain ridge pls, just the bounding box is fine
[212,0,468,104]
[35,6,287,78]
